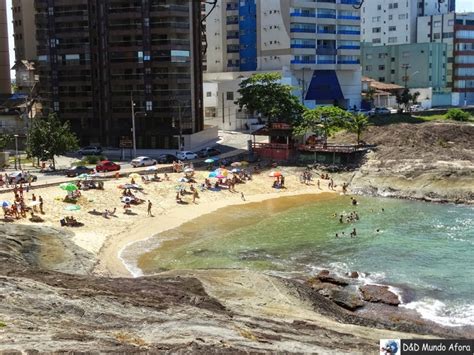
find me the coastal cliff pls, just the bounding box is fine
[335,122,474,204]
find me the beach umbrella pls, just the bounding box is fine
[1,201,11,208]
[204,158,215,163]
[231,168,241,173]
[121,196,134,203]
[146,166,158,171]
[184,168,194,173]
[240,161,249,166]
[269,171,282,177]
[129,173,140,179]
[208,171,217,178]
[77,173,90,180]
[60,182,78,191]
[28,201,41,207]
[230,162,241,167]
[177,177,188,183]
[65,205,81,211]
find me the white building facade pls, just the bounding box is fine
[204,0,362,130]
[361,0,453,46]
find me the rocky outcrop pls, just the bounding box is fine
[359,285,400,306]
[330,289,364,311]
[316,270,349,286]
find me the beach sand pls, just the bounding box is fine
[8,166,339,277]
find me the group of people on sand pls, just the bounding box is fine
[0,171,34,189]
[3,184,44,222]
[272,175,285,189]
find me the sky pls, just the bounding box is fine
[5,0,474,79]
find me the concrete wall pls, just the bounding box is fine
[183,125,219,151]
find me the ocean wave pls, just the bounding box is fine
[401,299,474,327]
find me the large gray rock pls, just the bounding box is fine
[330,289,364,311]
[359,285,400,306]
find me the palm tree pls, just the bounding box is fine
[346,113,370,146]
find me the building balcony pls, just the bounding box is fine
[226,20,239,25]
[317,29,336,34]
[226,34,239,39]
[340,0,360,4]
[338,45,360,49]
[291,44,316,48]
[316,0,336,3]
[291,28,316,33]
[337,60,360,64]
[317,60,336,64]
[338,15,360,20]
[316,47,337,55]
[290,12,316,18]
[338,30,360,35]
[317,14,336,19]
[291,59,316,64]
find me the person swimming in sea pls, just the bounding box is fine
[351,228,357,238]
[335,233,339,238]
[339,215,344,223]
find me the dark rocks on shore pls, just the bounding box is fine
[359,285,400,306]
[346,271,359,279]
[316,270,349,286]
[330,289,364,311]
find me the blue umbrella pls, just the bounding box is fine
[204,158,215,163]
[208,171,217,178]
[1,201,11,208]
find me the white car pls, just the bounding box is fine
[130,156,157,167]
[176,151,198,160]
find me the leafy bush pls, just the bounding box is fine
[446,109,470,121]
[84,155,105,164]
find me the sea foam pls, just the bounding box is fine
[401,299,474,327]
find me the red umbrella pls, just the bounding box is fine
[269,171,282,177]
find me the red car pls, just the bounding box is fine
[95,160,121,172]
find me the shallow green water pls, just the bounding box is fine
[122,194,474,327]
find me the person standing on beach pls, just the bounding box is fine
[241,192,246,201]
[317,179,320,189]
[39,196,44,214]
[147,200,153,216]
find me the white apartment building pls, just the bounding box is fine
[204,0,362,130]
[361,0,452,46]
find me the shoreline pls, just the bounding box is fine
[94,189,337,277]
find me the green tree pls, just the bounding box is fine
[345,113,371,145]
[0,134,12,151]
[294,106,351,142]
[236,72,304,124]
[27,113,79,168]
[396,89,421,113]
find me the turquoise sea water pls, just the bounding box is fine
[123,194,474,327]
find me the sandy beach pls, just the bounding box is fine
[7,165,337,277]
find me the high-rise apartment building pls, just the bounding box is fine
[0,0,11,95]
[361,0,453,46]
[12,0,37,62]
[35,0,204,149]
[204,0,362,129]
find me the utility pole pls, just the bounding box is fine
[221,92,225,126]
[178,104,183,151]
[401,64,410,88]
[301,67,306,103]
[130,91,136,159]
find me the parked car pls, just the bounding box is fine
[157,154,177,164]
[195,147,221,158]
[65,165,94,177]
[410,105,424,112]
[8,171,37,184]
[78,146,102,155]
[369,107,391,116]
[176,151,198,160]
[95,160,120,172]
[130,156,157,168]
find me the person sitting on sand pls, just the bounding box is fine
[109,208,117,216]
[164,173,170,181]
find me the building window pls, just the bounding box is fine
[377,5,381,10]
[378,65,385,70]
[372,27,381,33]
[379,77,385,82]
[206,91,212,97]
[226,92,234,101]
[365,65,372,71]
[388,37,397,43]
[389,26,396,31]
[53,102,59,111]
[373,38,381,44]
[146,101,153,111]
[388,3,398,9]
[137,51,143,63]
